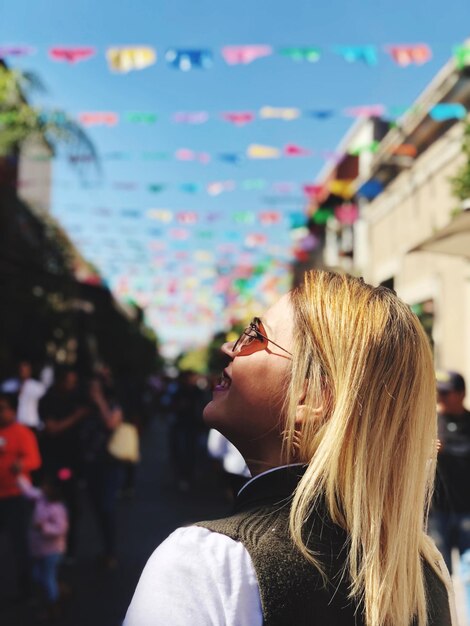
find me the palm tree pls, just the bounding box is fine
[0,63,98,173]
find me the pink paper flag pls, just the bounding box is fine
[303,184,326,199]
[385,44,432,67]
[335,204,359,225]
[176,212,198,224]
[284,144,312,157]
[175,148,195,161]
[221,45,273,65]
[259,211,281,225]
[79,112,119,126]
[207,181,235,196]
[49,47,96,63]
[221,111,255,126]
[343,105,386,118]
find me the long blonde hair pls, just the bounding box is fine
[283,270,444,626]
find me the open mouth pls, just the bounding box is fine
[214,369,231,391]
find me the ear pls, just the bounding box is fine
[295,381,325,427]
[295,403,324,428]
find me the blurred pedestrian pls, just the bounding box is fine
[1,359,53,433]
[81,373,123,568]
[39,368,88,561]
[0,390,41,599]
[17,473,68,620]
[169,371,206,491]
[430,370,470,572]
[126,270,456,626]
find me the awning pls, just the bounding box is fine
[410,209,470,258]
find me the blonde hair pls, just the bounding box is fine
[283,270,444,626]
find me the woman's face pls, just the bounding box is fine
[203,294,294,473]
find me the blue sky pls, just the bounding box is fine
[2,0,469,356]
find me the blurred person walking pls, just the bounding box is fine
[1,360,53,433]
[431,370,470,572]
[81,372,124,568]
[0,391,41,599]
[17,473,68,621]
[39,368,89,561]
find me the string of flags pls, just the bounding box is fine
[18,102,466,127]
[17,178,379,199]
[1,42,470,70]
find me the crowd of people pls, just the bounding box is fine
[0,360,144,621]
[0,359,245,622]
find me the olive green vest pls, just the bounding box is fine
[196,466,451,626]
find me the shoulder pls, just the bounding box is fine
[124,526,261,626]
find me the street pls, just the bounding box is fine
[0,416,230,626]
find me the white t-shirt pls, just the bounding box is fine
[123,526,262,626]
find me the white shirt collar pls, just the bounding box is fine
[237,463,304,497]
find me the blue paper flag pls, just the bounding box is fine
[428,103,467,121]
[334,45,378,66]
[165,48,213,70]
[357,179,384,200]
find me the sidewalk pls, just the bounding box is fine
[0,416,230,626]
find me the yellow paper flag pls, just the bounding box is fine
[247,144,281,159]
[328,179,355,199]
[107,47,156,73]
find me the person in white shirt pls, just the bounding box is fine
[125,270,457,626]
[1,361,53,430]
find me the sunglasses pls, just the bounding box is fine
[231,317,292,357]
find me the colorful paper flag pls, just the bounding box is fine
[172,111,209,124]
[343,105,386,118]
[107,47,156,72]
[273,182,296,194]
[335,204,359,225]
[311,207,334,225]
[454,44,470,71]
[284,144,312,157]
[259,211,281,225]
[233,211,255,224]
[142,152,171,160]
[357,179,384,199]
[126,112,158,124]
[242,179,267,190]
[391,144,417,157]
[247,144,281,159]
[334,45,378,66]
[78,112,119,126]
[348,140,380,155]
[428,103,467,121]
[279,47,320,63]
[221,45,273,65]
[328,180,355,199]
[176,212,198,224]
[385,44,432,67]
[179,183,201,194]
[147,209,173,222]
[207,181,235,196]
[165,48,213,70]
[306,110,335,120]
[221,111,255,126]
[148,184,166,193]
[218,153,242,165]
[0,45,35,58]
[49,47,96,63]
[259,106,300,121]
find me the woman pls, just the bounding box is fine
[125,270,456,625]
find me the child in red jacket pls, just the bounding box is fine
[0,390,41,597]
